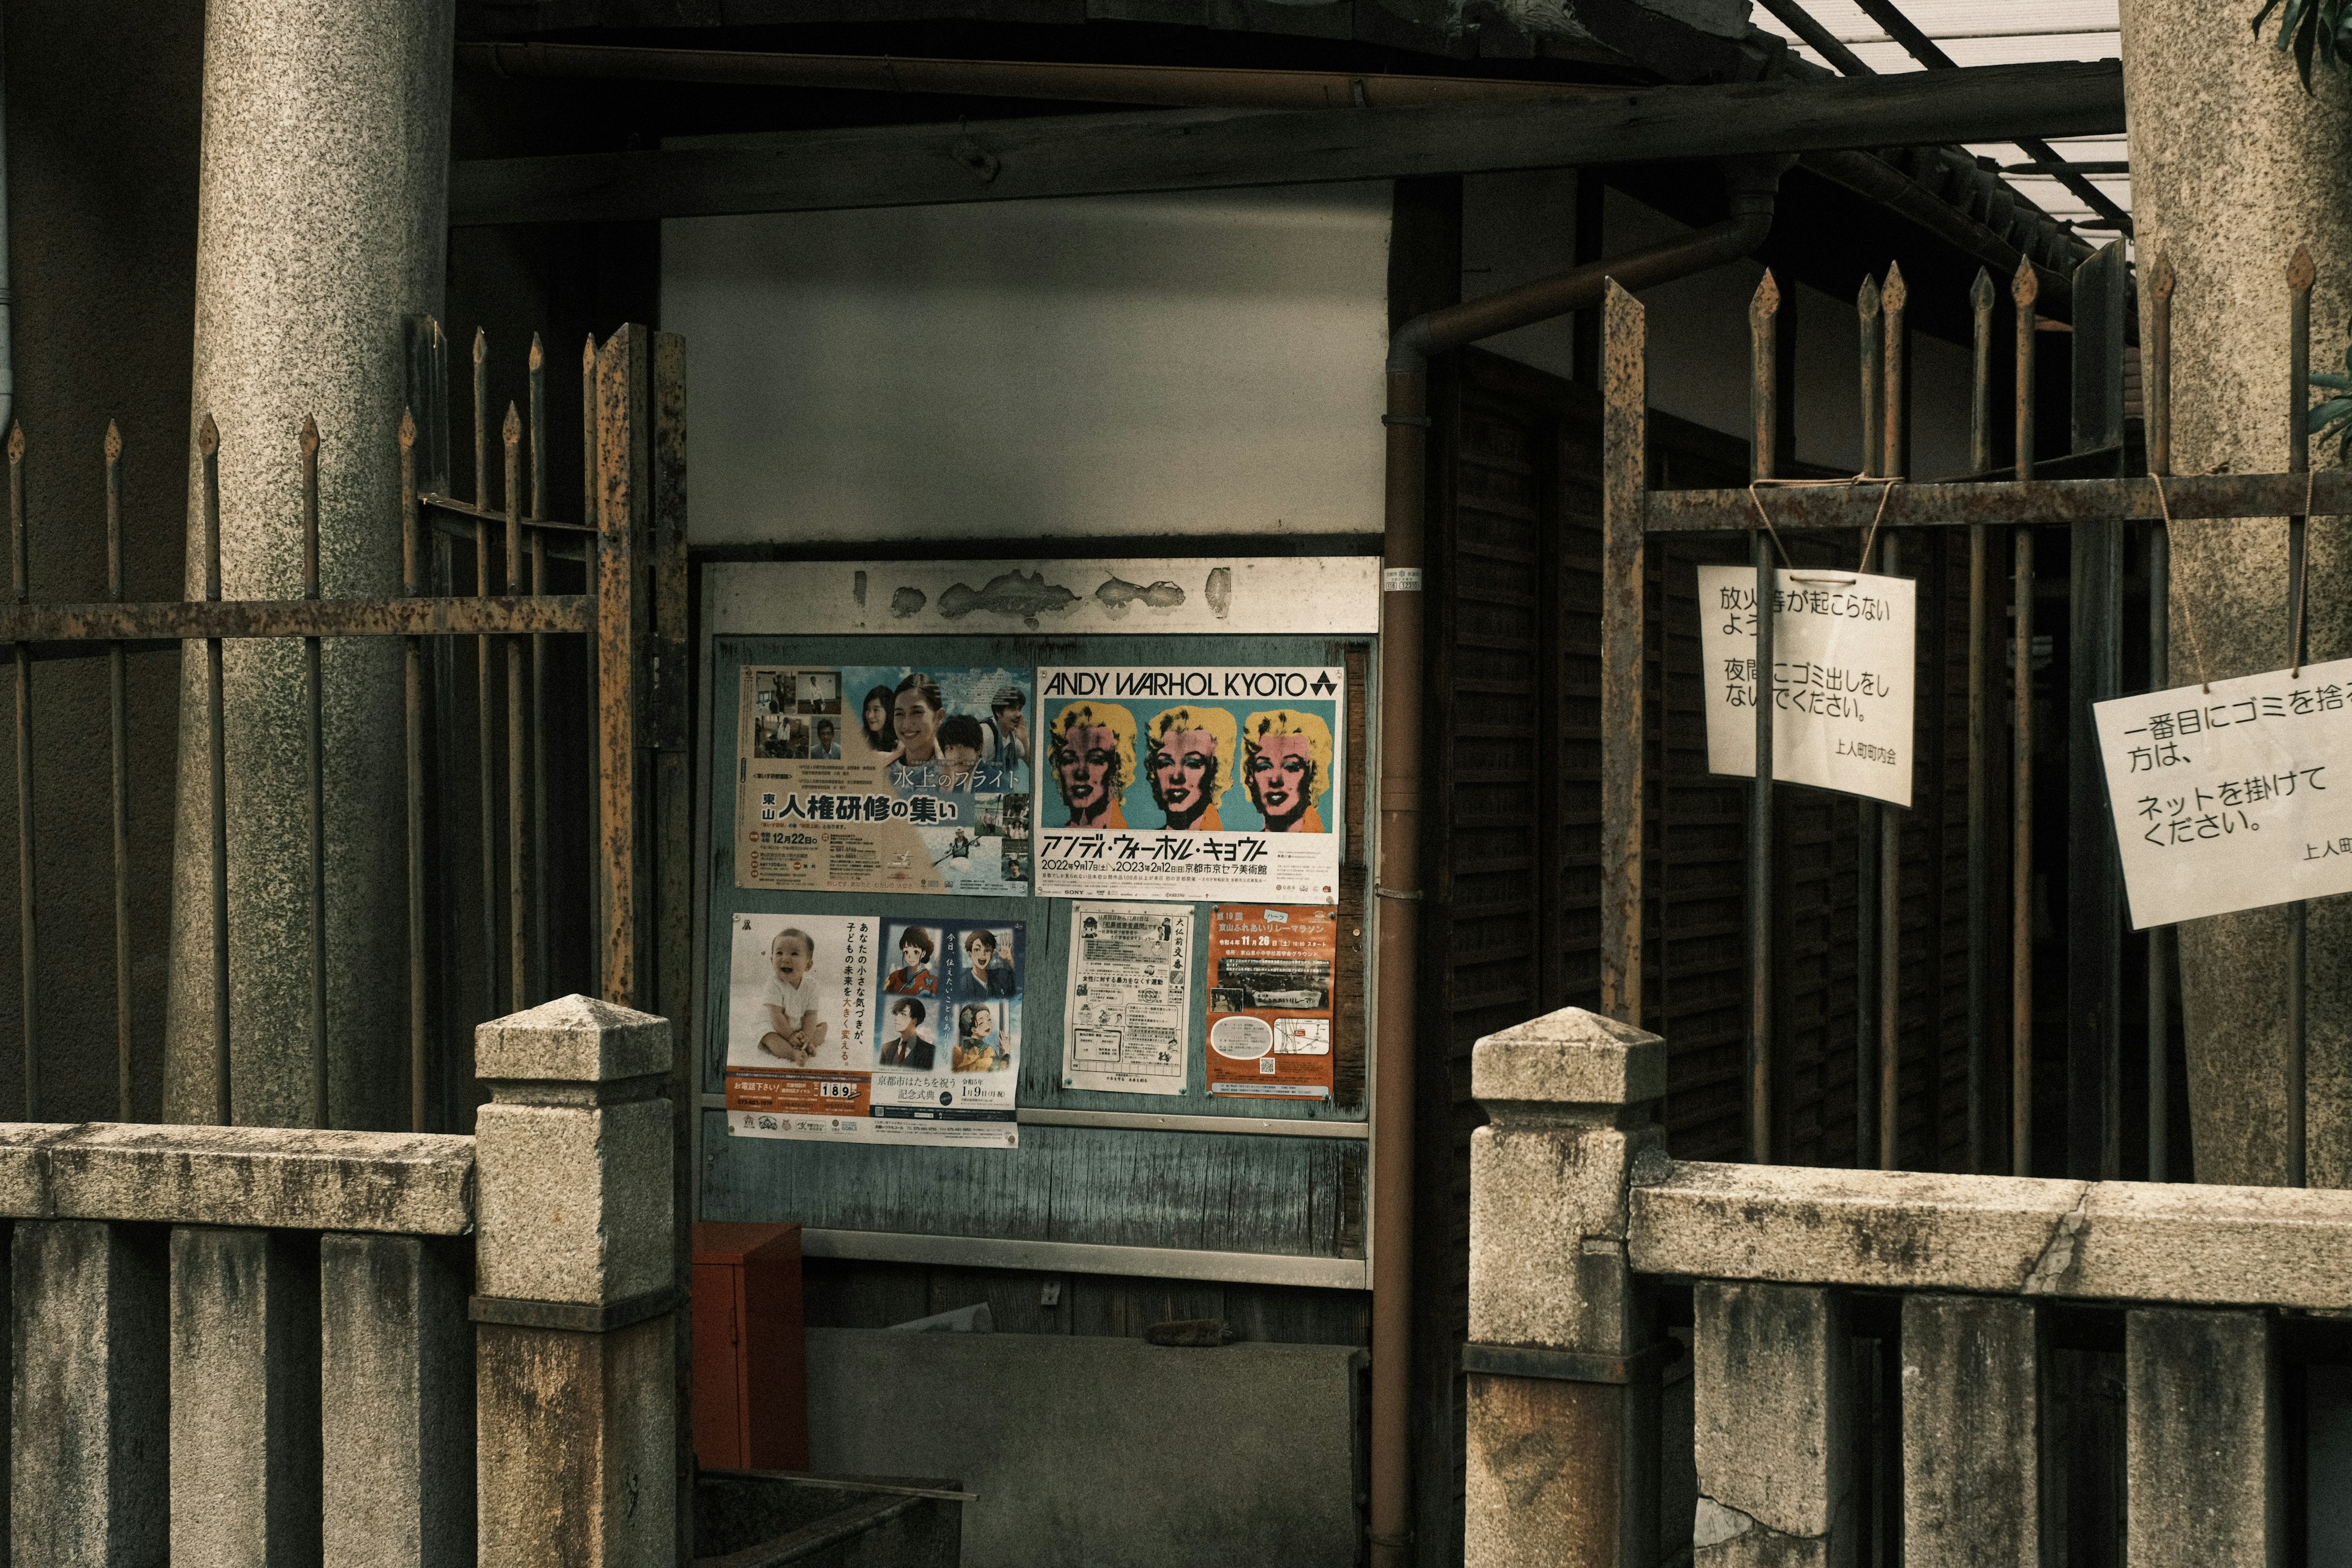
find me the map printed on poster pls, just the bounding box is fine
[2094,657,2352,929]
[1063,902,1193,1095]
[1205,905,1338,1100]
[735,665,1035,897]
[1695,567,1917,809]
[723,910,1023,1147]
[1034,666,1343,905]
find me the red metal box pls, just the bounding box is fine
[692,1221,809,1472]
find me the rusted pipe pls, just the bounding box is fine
[1370,156,1783,1568]
[458,40,1600,112]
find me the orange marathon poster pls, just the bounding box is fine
[1205,905,1338,1100]
[722,910,1023,1147]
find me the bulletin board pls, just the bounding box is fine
[693,559,1382,1289]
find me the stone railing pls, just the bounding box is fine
[1464,1006,2329,1568]
[2,993,674,1568]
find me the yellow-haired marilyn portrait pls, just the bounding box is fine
[1048,700,1134,829]
[1242,709,1333,834]
[1144,705,1238,831]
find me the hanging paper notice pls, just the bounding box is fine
[1696,567,1916,808]
[1205,905,1338,1100]
[1033,666,1343,905]
[1062,902,1193,1095]
[2094,658,2352,929]
[734,664,1034,897]
[723,910,1022,1146]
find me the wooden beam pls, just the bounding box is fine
[449,58,2126,226]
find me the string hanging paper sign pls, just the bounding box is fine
[1697,566,1917,809]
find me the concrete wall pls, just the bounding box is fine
[805,1327,1362,1568]
[660,184,1392,546]
[2,1,205,1122]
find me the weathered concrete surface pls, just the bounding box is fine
[169,1226,320,1568]
[804,1327,1359,1568]
[1630,1161,2352,1309]
[0,1121,472,1232]
[322,1234,472,1568]
[162,0,457,1129]
[2122,0,2352,1186]
[2124,1308,2283,1566]
[476,1315,676,1568]
[1899,1295,2048,1568]
[12,1220,167,1568]
[1472,1005,1668,1111]
[1692,1283,1852,1568]
[475,995,670,1086]
[1466,1373,1656,1568]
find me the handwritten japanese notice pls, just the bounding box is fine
[1033,666,1343,905]
[1063,902,1193,1095]
[1696,567,1917,808]
[2094,658,2352,928]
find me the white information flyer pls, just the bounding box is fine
[1033,666,1344,905]
[1062,902,1193,1095]
[2094,657,2352,928]
[1697,566,1917,808]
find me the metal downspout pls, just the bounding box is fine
[1368,157,1782,1568]
[0,8,15,439]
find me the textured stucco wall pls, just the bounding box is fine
[164,1,455,1128]
[2123,0,2352,1186]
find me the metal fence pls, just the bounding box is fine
[1599,243,2325,1184]
[0,317,684,1132]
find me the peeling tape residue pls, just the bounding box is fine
[853,570,867,609]
[1093,576,1185,618]
[2021,1186,2092,1295]
[938,570,1082,629]
[1205,566,1232,620]
[889,586,928,619]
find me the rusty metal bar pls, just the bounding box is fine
[1601,282,1646,1024]
[401,411,429,1134]
[2011,258,2038,1177]
[1966,266,1995,1174]
[504,406,527,1014]
[0,597,593,641]
[596,326,647,1006]
[1643,469,2352,532]
[106,423,130,1121]
[301,418,327,1128]
[475,344,500,1039]
[1878,265,1906,1172]
[529,336,551,1007]
[2289,246,2313,1191]
[7,424,29,1123]
[583,334,603,1001]
[1856,274,1883,1169]
[200,415,229,1126]
[2146,254,2174,1184]
[420,492,593,533]
[1749,270,1777,1163]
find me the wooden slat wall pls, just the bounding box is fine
[1417,348,1981,1564]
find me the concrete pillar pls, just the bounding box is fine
[1900,1295,2050,1568]
[168,1226,322,1568]
[2121,0,2352,1185]
[321,1233,472,1568]
[2124,1308,2282,1567]
[472,995,677,1568]
[11,1220,167,1568]
[1464,1006,1667,1568]
[162,0,456,1128]
[1691,1281,1855,1568]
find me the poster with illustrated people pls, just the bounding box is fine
[723,910,1023,1147]
[1205,905,1339,1100]
[1031,666,1344,904]
[734,665,1035,897]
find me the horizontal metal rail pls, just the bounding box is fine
[1645,468,2343,533]
[0,595,593,642]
